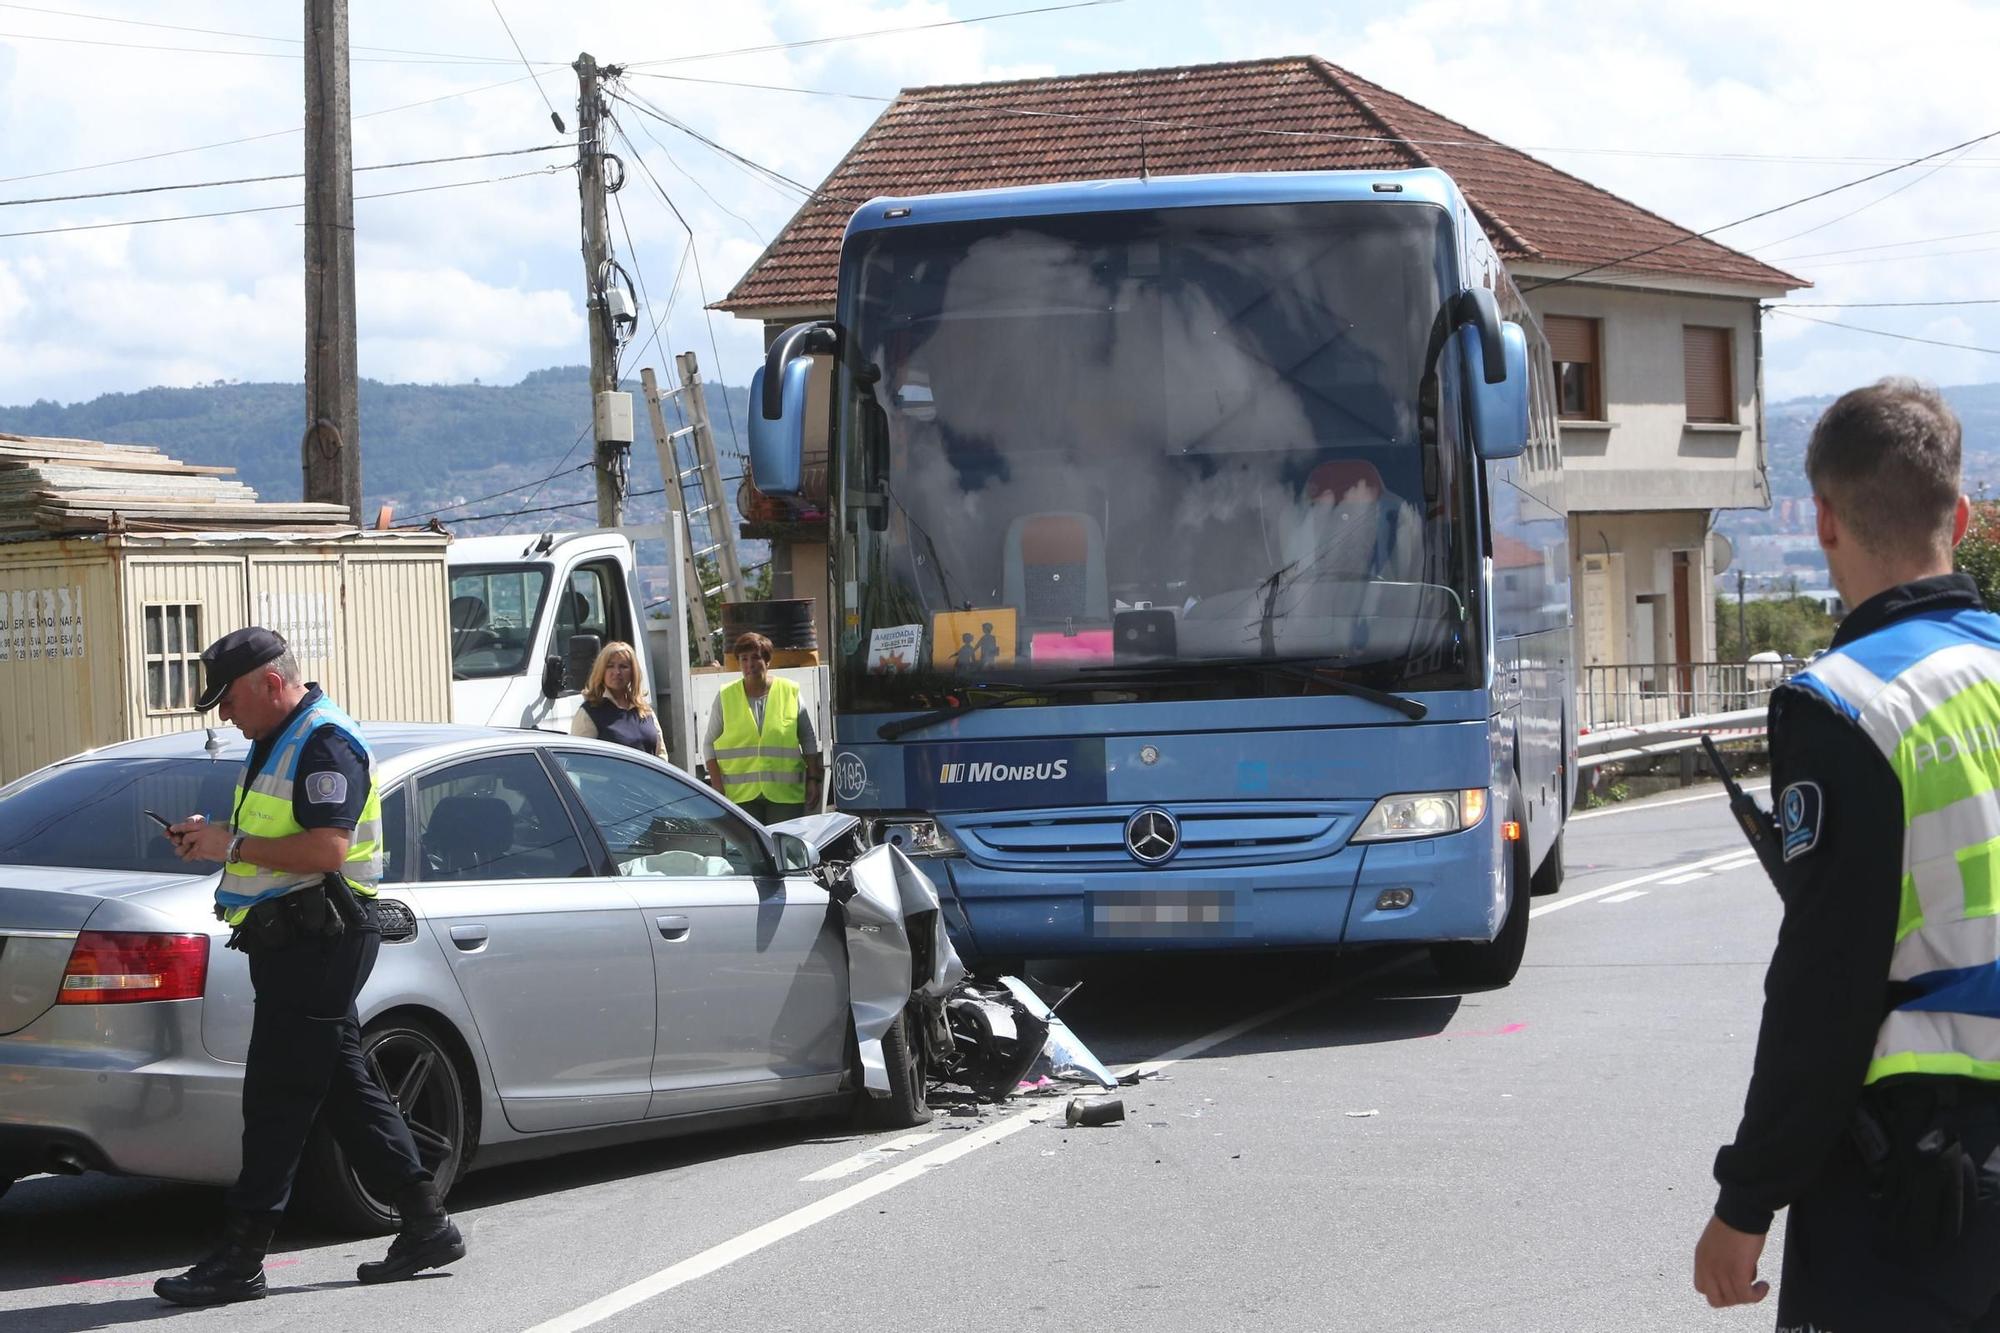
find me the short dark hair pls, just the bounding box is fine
[732,631,773,659]
[1805,377,1961,562]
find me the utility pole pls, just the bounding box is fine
[303,0,361,521]
[574,54,627,529]
[1736,567,1747,657]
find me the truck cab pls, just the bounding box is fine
[446,530,688,759]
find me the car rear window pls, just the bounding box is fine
[0,759,243,874]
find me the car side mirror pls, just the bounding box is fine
[775,832,818,873]
[540,654,564,700]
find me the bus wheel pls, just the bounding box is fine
[1432,842,1530,988]
[1530,832,1564,896]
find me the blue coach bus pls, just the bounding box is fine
[752,168,1570,985]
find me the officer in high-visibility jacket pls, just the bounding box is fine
[1694,379,2000,1329]
[155,627,464,1306]
[704,631,824,823]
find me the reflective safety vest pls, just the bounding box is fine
[1792,605,2000,1084]
[714,676,806,804]
[216,694,383,926]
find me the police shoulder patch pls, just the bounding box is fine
[1780,780,1824,862]
[305,770,349,806]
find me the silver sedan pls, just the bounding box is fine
[0,724,935,1231]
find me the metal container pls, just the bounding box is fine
[0,529,452,785]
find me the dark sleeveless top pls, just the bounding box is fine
[583,697,662,755]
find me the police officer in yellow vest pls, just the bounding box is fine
[155,628,464,1306]
[1694,380,2000,1329]
[704,631,823,823]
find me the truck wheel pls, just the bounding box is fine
[298,1016,472,1234]
[1431,840,1530,988]
[1530,831,1564,896]
[856,1006,933,1130]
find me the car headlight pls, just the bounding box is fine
[1351,788,1488,842]
[869,817,962,857]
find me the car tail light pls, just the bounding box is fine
[58,931,209,1005]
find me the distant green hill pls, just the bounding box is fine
[0,365,754,536]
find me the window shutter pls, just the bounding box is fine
[1545,315,1596,365]
[1684,326,1734,423]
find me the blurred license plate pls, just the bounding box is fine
[1090,890,1239,937]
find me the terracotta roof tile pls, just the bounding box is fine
[720,56,1803,314]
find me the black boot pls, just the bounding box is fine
[356,1180,465,1284]
[154,1211,278,1306]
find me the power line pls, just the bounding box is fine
[0,26,539,64]
[486,0,566,133]
[608,105,763,237]
[1770,225,2000,263]
[1801,242,2000,271]
[612,88,853,206]
[621,68,2000,172]
[403,461,594,521]
[1745,145,1973,254]
[1522,124,2000,292]
[0,163,569,240]
[0,1,554,63]
[0,143,569,208]
[1769,299,2000,309]
[623,0,1125,69]
[1768,308,2000,356]
[0,74,539,187]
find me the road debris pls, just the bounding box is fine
[1066,1096,1125,1127]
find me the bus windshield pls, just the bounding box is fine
[835,200,1479,713]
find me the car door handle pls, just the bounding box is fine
[656,914,691,941]
[448,924,489,950]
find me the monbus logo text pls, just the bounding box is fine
[938,759,1072,784]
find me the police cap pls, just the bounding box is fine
[196,626,288,711]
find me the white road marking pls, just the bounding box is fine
[1568,781,1771,821]
[1599,890,1649,904]
[799,1130,939,1182]
[1531,848,1753,918]
[527,960,1401,1333]
[1659,870,1714,885]
[1711,853,1762,873]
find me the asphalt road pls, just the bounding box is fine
[0,778,1789,1332]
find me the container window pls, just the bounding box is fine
[142,602,204,716]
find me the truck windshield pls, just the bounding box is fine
[450,565,549,680]
[835,200,1478,714]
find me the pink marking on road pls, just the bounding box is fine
[1423,1021,1527,1039]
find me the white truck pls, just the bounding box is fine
[442,528,828,787]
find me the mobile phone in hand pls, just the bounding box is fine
[143,809,174,832]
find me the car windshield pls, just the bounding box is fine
[834,200,1478,714]
[0,758,243,874]
[451,564,549,680]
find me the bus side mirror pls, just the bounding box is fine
[1459,321,1529,460]
[749,359,810,498]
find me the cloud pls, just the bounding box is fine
[0,0,1995,408]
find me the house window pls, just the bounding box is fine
[1684,325,1736,424]
[1544,315,1602,420]
[142,603,203,713]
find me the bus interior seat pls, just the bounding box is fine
[1002,511,1109,626]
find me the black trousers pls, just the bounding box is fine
[225,911,428,1218]
[1778,1097,2000,1332]
[738,796,806,825]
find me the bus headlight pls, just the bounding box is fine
[1351,788,1488,842]
[869,818,962,857]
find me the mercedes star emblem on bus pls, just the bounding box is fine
[1124,807,1180,864]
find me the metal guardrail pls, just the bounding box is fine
[1575,707,1768,770]
[1577,660,1797,731]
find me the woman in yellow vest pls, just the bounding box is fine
[703,631,823,823]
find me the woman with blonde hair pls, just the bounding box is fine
[570,641,665,757]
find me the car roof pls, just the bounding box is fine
[29,723,690,786]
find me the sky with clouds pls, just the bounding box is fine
[0,0,1996,411]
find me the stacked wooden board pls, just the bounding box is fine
[0,433,351,536]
